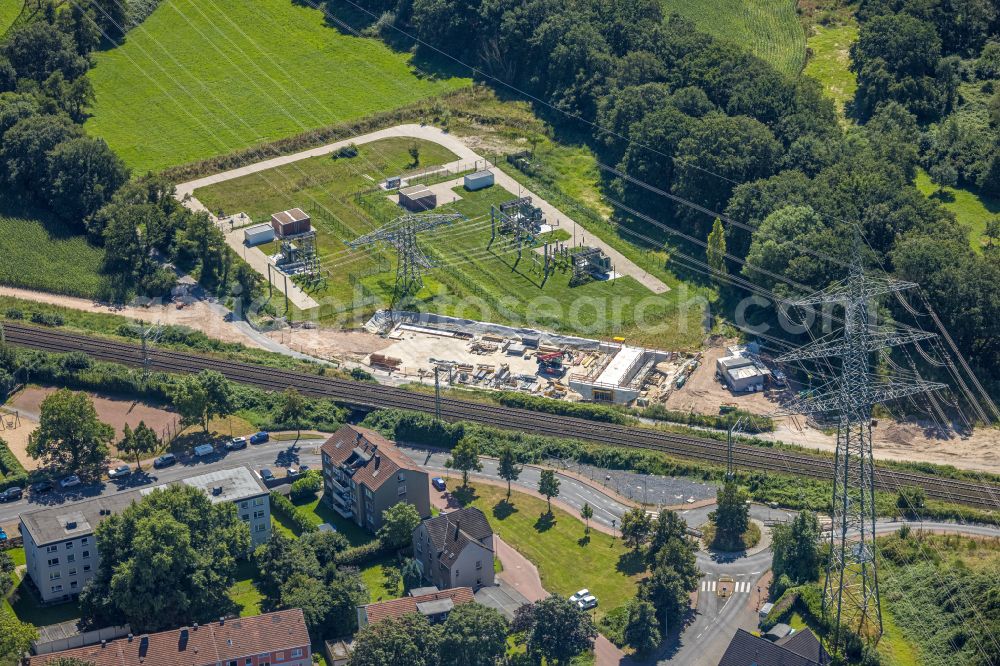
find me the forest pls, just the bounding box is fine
[353,0,1000,401]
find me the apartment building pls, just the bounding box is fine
[29,610,311,666]
[412,506,495,591]
[20,466,269,603]
[320,425,430,533]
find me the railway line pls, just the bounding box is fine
[3,322,998,511]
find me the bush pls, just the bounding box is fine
[4,308,23,320]
[496,392,631,424]
[270,491,317,534]
[334,539,388,567]
[334,143,359,159]
[0,438,29,491]
[597,605,629,647]
[289,471,322,502]
[30,311,63,327]
[641,404,774,432]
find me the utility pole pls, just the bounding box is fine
[777,232,944,652]
[132,320,163,389]
[434,366,442,422]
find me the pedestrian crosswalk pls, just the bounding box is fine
[700,579,754,594]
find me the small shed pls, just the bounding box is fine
[464,170,494,191]
[324,640,351,666]
[243,223,275,246]
[399,185,437,211]
[385,176,402,190]
[270,208,311,238]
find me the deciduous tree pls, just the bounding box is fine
[439,603,508,666]
[511,595,597,665]
[623,599,661,655]
[710,480,750,551]
[538,468,560,514]
[378,502,422,549]
[580,502,593,535]
[447,437,481,488]
[620,506,652,551]
[497,444,521,500]
[28,388,113,475]
[349,613,441,666]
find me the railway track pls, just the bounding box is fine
[3,322,998,511]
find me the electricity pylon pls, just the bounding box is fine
[349,213,463,307]
[777,240,946,652]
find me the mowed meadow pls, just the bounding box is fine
[85,0,470,173]
[661,0,806,75]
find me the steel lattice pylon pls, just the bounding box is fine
[348,213,463,307]
[777,240,946,652]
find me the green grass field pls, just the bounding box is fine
[197,137,704,346]
[0,0,23,36]
[661,0,806,75]
[915,168,1000,251]
[803,22,858,118]
[457,483,644,621]
[0,205,104,298]
[85,0,469,173]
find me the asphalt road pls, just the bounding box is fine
[0,438,326,526]
[5,441,997,665]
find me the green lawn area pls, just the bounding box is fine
[454,481,645,621]
[0,0,22,35]
[358,554,403,604]
[915,168,1000,251]
[803,22,859,119]
[6,547,25,567]
[661,0,806,75]
[228,560,264,617]
[7,574,82,627]
[85,0,469,173]
[0,203,104,298]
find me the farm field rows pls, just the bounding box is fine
[661,0,806,75]
[0,207,104,299]
[85,0,469,173]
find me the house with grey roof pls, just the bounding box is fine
[411,506,494,591]
[718,628,828,666]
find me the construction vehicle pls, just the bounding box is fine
[537,350,567,377]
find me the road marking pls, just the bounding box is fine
[710,580,716,592]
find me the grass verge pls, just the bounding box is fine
[803,21,859,119]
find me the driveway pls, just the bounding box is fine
[176,123,671,298]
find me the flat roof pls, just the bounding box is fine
[144,466,267,504]
[466,170,493,178]
[595,345,644,386]
[729,365,765,381]
[21,467,265,546]
[400,185,434,198]
[244,223,273,234]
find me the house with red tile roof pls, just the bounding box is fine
[320,425,430,533]
[28,610,311,666]
[356,587,475,629]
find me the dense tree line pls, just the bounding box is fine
[0,2,251,304]
[355,0,999,398]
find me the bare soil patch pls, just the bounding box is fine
[268,327,394,363]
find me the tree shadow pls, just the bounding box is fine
[931,189,957,203]
[533,511,556,532]
[492,499,518,520]
[577,534,591,547]
[452,484,478,507]
[616,548,648,575]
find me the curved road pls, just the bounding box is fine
[4,439,996,666]
[175,123,671,297]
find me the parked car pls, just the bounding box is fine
[225,437,247,451]
[432,477,447,491]
[0,486,23,502]
[153,453,177,469]
[569,589,590,603]
[108,465,132,479]
[249,431,269,444]
[298,464,310,474]
[31,480,54,494]
[194,444,215,457]
[286,466,301,478]
[259,468,274,482]
[577,595,598,611]
[59,475,81,488]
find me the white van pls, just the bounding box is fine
[194,444,215,457]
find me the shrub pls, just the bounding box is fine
[334,143,359,159]
[0,438,28,491]
[495,392,631,424]
[30,311,63,327]
[335,539,388,567]
[269,491,317,534]
[4,308,23,320]
[289,471,322,502]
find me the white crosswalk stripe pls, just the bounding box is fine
[701,581,707,591]
[710,581,716,592]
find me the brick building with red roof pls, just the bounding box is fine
[356,587,475,629]
[320,425,430,533]
[29,610,311,666]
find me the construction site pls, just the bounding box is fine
[359,311,699,405]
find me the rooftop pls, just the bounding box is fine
[272,208,309,224]
[21,467,264,546]
[321,425,420,490]
[400,185,434,198]
[29,610,310,666]
[421,506,494,570]
[595,345,644,387]
[144,466,267,504]
[718,628,828,666]
[360,587,474,625]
